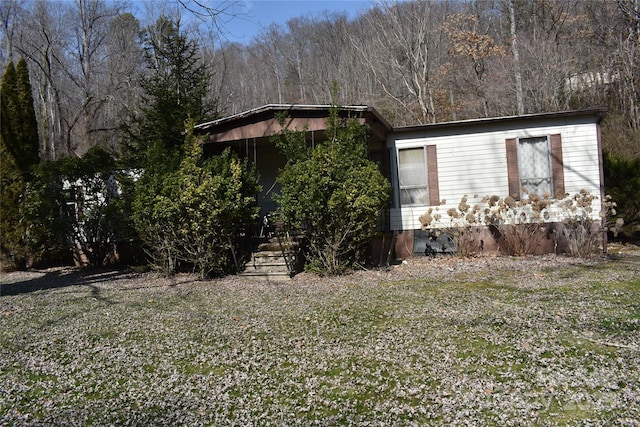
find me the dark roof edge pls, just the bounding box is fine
[391,107,608,133]
[194,104,392,132]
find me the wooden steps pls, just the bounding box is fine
[238,237,301,280]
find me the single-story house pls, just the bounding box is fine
[195,104,607,261]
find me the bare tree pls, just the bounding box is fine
[509,0,524,115]
[16,0,69,159]
[103,12,144,148]
[443,12,506,118]
[176,0,238,25]
[351,1,450,124]
[0,0,25,66]
[64,0,125,155]
[254,24,286,104]
[2,0,637,161]
[616,0,640,128]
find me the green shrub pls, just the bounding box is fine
[274,102,390,274]
[603,151,639,238]
[16,162,73,267]
[8,148,136,268]
[133,124,260,278]
[55,147,136,267]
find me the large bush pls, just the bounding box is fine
[56,148,136,266]
[7,148,136,268]
[17,162,73,267]
[133,124,260,278]
[603,151,640,238]
[274,103,390,274]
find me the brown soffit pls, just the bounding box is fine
[194,104,392,144]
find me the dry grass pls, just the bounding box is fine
[1,248,639,426]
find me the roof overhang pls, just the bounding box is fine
[194,104,392,144]
[195,105,607,145]
[391,107,608,134]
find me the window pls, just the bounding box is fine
[398,147,429,205]
[517,136,552,197]
[397,145,439,206]
[506,134,564,200]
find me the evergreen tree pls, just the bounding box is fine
[1,59,40,269]
[122,16,216,168]
[15,59,40,172]
[0,136,27,268]
[1,59,40,179]
[122,16,225,272]
[1,62,18,162]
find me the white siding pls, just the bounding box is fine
[389,119,602,230]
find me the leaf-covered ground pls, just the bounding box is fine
[1,249,639,426]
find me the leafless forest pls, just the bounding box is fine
[1,0,638,161]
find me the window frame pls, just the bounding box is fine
[517,135,553,198]
[506,133,564,201]
[395,144,439,207]
[397,146,429,206]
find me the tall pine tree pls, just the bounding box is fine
[127,16,236,275]
[1,59,40,268]
[122,16,216,169]
[1,59,39,179]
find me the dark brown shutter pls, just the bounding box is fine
[426,145,440,206]
[549,134,565,198]
[505,138,520,199]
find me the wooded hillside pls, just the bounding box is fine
[1,0,638,160]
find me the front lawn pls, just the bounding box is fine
[1,252,639,425]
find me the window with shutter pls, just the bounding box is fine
[398,147,429,205]
[506,134,564,199]
[397,145,439,206]
[518,136,552,197]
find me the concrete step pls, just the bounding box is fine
[241,267,289,276]
[244,250,296,275]
[257,240,299,252]
[244,261,290,272]
[237,270,292,281]
[250,252,295,265]
[248,260,289,267]
[258,243,296,251]
[239,237,302,280]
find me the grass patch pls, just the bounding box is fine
[1,254,639,425]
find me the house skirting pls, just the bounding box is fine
[392,221,606,259]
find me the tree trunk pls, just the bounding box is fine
[510,0,524,115]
